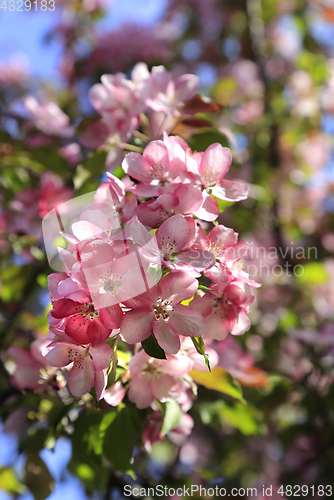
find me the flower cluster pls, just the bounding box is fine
[25,66,258,438]
[6,64,259,447]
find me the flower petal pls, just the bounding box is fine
[68,358,95,397]
[168,304,205,337]
[128,373,154,409]
[120,310,155,344]
[90,342,112,371]
[153,318,181,355]
[211,179,249,202]
[199,143,232,187]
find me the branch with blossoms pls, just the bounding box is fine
[6,63,262,471]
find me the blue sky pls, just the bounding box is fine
[0,0,166,79]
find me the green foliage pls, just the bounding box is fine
[0,265,33,302]
[24,453,54,500]
[141,332,167,359]
[103,405,136,471]
[160,401,183,436]
[296,262,329,286]
[74,149,108,195]
[191,367,245,403]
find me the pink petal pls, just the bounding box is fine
[153,319,181,354]
[199,144,232,188]
[173,184,203,215]
[175,248,215,272]
[175,74,199,102]
[128,373,154,409]
[120,310,155,344]
[45,341,86,367]
[68,358,95,397]
[150,374,176,401]
[129,349,149,377]
[211,179,249,202]
[159,271,198,304]
[231,311,251,336]
[193,191,219,221]
[168,304,205,337]
[122,152,154,183]
[143,140,169,177]
[51,299,85,319]
[157,215,189,257]
[89,83,112,111]
[90,342,112,371]
[203,313,229,341]
[222,241,249,261]
[160,355,193,376]
[95,370,108,400]
[99,305,123,329]
[209,225,237,249]
[104,381,126,406]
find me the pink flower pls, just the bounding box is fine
[145,65,199,116]
[143,411,194,452]
[122,136,187,196]
[128,350,193,409]
[104,381,126,406]
[192,279,254,340]
[132,214,214,276]
[134,183,203,228]
[194,224,249,262]
[45,340,111,398]
[120,270,205,354]
[23,96,73,137]
[8,339,51,391]
[51,294,122,346]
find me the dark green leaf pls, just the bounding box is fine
[161,401,183,436]
[142,332,166,360]
[191,337,211,371]
[24,453,54,500]
[103,406,135,471]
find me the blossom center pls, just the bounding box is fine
[99,272,122,295]
[154,297,174,319]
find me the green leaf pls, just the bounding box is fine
[191,337,211,371]
[187,129,231,152]
[103,406,135,471]
[191,367,245,403]
[71,411,104,460]
[218,402,261,435]
[296,262,329,286]
[141,332,166,359]
[211,195,234,213]
[30,147,70,178]
[161,401,183,436]
[24,453,54,500]
[0,265,33,302]
[0,467,26,494]
[74,149,108,195]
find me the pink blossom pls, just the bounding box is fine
[120,270,205,354]
[51,294,122,346]
[8,339,52,390]
[45,340,111,398]
[134,183,203,228]
[145,65,199,116]
[128,350,193,409]
[192,279,254,340]
[132,214,214,276]
[143,411,194,452]
[23,96,74,137]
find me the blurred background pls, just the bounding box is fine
[1,0,334,499]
